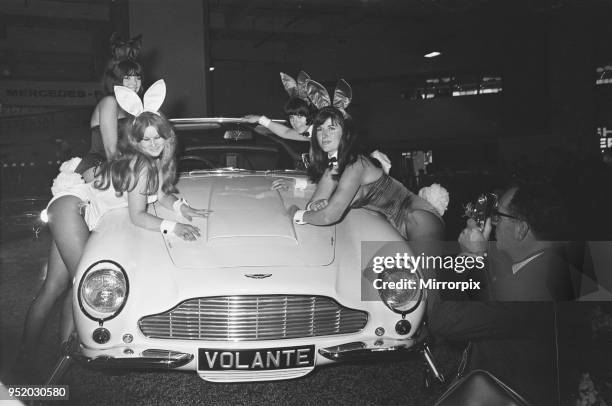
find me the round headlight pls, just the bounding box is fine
[78,261,128,322]
[378,268,422,314]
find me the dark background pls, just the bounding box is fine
[3,0,612,244]
[2,0,612,194]
[1,1,612,404]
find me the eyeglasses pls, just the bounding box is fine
[288,114,306,120]
[491,210,522,225]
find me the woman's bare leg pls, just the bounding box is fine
[21,240,70,355]
[47,196,90,343]
[59,292,75,344]
[47,196,90,274]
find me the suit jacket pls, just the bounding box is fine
[492,247,575,301]
[428,248,571,405]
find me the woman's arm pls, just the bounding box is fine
[300,159,366,225]
[127,180,165,231]
[98,96,121,158]
[243,115,310,142]
[309,169,337,203]
[157,192,178,211]
[158,190,213,221]
[127,173,201,240]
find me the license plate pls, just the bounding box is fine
[198,345,315,371]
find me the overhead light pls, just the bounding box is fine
[424,51,441,58]
[209,66,215,71]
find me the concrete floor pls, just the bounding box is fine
[0,229,60,382]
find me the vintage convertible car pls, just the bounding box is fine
[60,118,441,383]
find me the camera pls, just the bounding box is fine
[464,193,498,229]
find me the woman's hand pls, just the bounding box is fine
[308,199,328,211]
[180,205,213,221]
[370,150,392,174]
[174,223,201,241]
[243,115,260,124]
[271,178,295,191]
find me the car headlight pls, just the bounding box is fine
[78,260,129,322]
[377,268,422,314]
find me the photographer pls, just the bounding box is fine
[458,181,575,301]
[428,180,575,406]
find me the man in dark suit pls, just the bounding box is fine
[460,182,575,301]
[429,181,575,405]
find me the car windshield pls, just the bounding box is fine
[172,118,308,173]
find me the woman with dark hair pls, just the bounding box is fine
[22,39,146,347]
[75,58,144,180]
[17,56,145,365]
[246,73,391,194]
[290,106,445,242]
[42,39,145,298]
[244,96,316,141]
[15,80,207,380]
[244,71,317,141]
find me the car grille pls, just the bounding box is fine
[138,295,368,341]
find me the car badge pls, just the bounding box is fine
[245,274,272,279]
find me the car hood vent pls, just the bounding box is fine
[162,175,335,269]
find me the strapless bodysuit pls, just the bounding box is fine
[351,174,442,240]
[75,117,129,174]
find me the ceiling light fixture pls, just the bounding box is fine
[424,51,441,58]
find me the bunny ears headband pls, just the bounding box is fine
[110,32,142,61]
[280,71,353,117]
[114,79,166,118]
[280,71,311,103]
[306,78,352,117]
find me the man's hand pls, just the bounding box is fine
[458,218,492,256]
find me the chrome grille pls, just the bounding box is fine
[139,295,368,341]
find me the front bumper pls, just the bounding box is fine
[70,344,194,370]
[68,337,419,371]
[317,339,416,361]
[61,332,443,384]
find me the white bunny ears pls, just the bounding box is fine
[114,79,166,117]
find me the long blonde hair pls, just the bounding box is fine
[95,112,178,196]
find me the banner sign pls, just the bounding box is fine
[0,105,57,118]
[0,81,103,106]
[598,126,612,152]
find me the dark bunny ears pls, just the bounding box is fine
[280,71,353,116]
[110,32,142,61]
[280,71,311,102]
[306,78,352,117]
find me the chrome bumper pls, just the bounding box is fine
[318,339,445,383]
[71,346,193,370]
[318,339,415,361]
